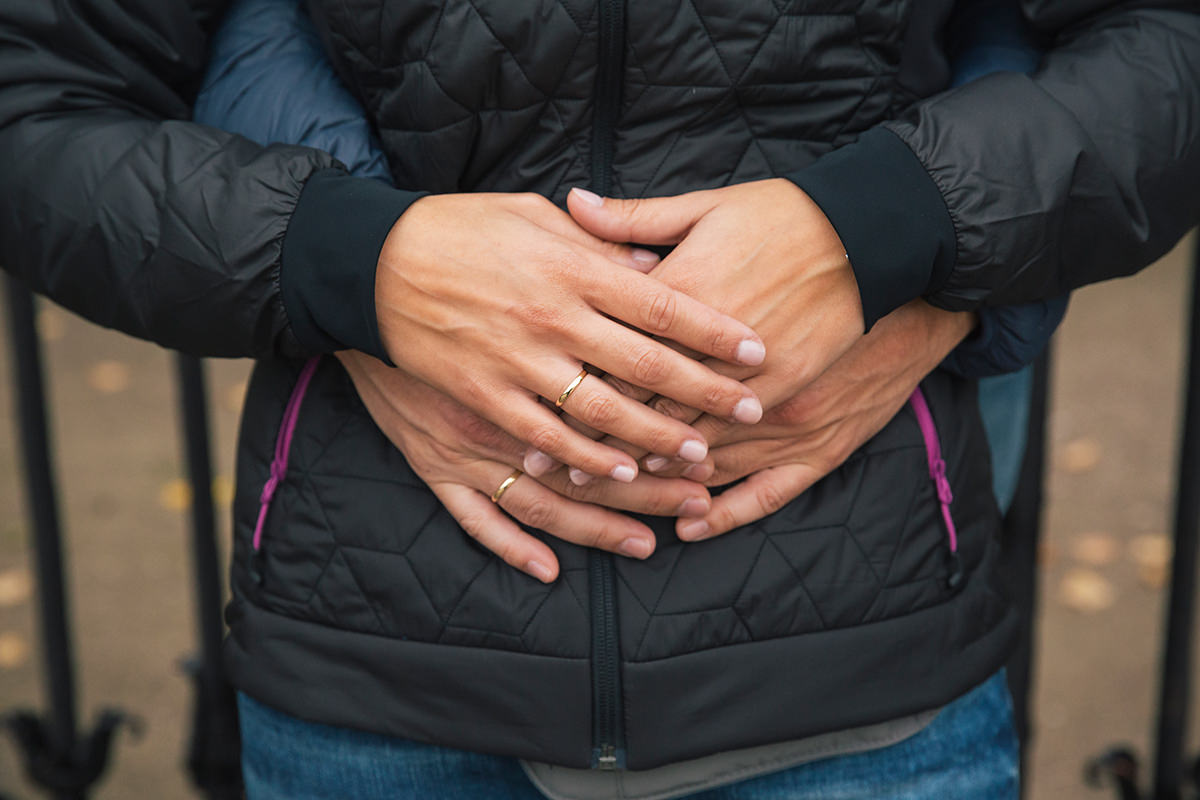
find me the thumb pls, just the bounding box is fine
[567,186,717,246]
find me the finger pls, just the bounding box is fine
[519,195,663,272]
[676,465,822,542]
[570,318,763,423]
[582,266,766,367]
[555,373,712,466]
[498,475,659,559]
[567,186,719,246]
[432,482,560,582]
[491,389,641,482]
[539,469,713,518]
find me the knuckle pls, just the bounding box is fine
[520,499,557,531]
[650,396,686,421]
[704,385,731,414]
[643,291,677,333]
[514,301,564,330]
[631,347,667,386]
[755,480,789,514]
[706,323,731,358]
[457,512,487,540]
[580,392,618,428]
[526,424,563,456]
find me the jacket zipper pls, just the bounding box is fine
[909,388,964,589]
[588,0,627,771]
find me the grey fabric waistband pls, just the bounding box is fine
[520,709,940,800]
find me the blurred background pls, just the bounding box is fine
[1,232,1197,799]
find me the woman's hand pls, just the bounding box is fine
[566,178,864,412]
[374,192,768,485]
[644,301,976,540]
[336,350,717,582]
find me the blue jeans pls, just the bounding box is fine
[238,670,1018,799]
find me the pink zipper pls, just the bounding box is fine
[908,387,963,587]
[252,356,322,551]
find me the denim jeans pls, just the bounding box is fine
[238,669,1018,800]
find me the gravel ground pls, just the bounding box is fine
[1,232,1197,799]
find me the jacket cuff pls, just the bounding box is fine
[280,169,427,361]
[786,127,957,330]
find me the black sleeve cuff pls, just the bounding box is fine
[786,127,957,330]
[280,169,427,361]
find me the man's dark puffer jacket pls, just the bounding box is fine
[1,0,1199,771]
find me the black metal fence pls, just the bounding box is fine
[3,240,1199,798]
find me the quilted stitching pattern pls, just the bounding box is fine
[233,0,993,666]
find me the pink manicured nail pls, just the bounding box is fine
[617,538,653,559]
[569,468,593,486]
[524,449,556,477]
[631,248,660,267]
[526,560,555,583]
[678,519,711,541]
[732,397,763,424]
[676,497,709,517]
[571,187,604,207]
[677,439,707,463]
[735,339,766,366]
[645,455,671,472]
[611,464,637,483]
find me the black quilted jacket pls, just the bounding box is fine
[2,0,1199,770]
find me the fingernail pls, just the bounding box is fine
[526,560,556,583]
[524,449,556,477]
[618,537,653,559]
[611,464,637,483]
[569,468,593,486]
[677,439,707,463]
[645,455,671,472]
[571,187,604,207]
[682,463,710,481]
[733,397,763,424]
[676,497,710,517]
[678,519,711,541]
[736,339,766,366]
[631,248,660,266]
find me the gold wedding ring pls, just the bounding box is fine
[556,368,589,408]
[490,469,524,504]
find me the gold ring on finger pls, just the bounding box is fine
[490,468,524,504]
[555,368,589,408]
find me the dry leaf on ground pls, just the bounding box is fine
[87,360,131,394]
[0,568,32,608]
[1070,533,1119,567]
[159,478,193,512]
[1058,437,1103,474]
[0,632,30,669]
[1059,568,1116,613]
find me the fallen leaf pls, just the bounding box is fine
[0,568,32,608]
[1058,437,1103,474]
[1130,534,1172,590]
[1059,568,1116,613]
[1129,534,1171,568]
[0,632,30,669]
[159,479,193,512]
[87,360,131,394]
[1070,533,1119,567]
[37,307,66,342]
[1038,541,1060,569]
[212,475,234,508]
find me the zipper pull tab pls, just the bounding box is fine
[945,550,963,590]
[595,744,622,770]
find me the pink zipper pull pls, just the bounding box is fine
[251,357,322,556]
[909,388,963,589]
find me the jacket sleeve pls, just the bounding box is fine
[0,1,418,359]
[790,1,1200,328]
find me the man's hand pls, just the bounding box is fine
[337,351,716,582]
[650,301,975,540]
[373,192,768,485]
